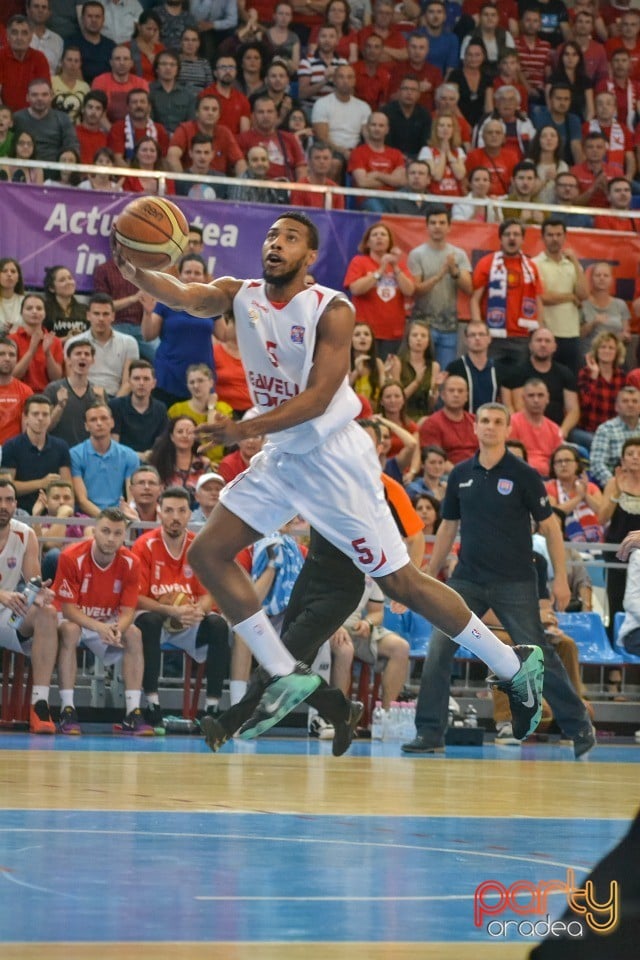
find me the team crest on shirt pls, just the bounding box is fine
[58,578,73,599]
[497,479,513,496]
[113,580,122,593]
[290,325,305,344]
[183,565,192,578]
[248,308,260,328]
[6,557,16,569]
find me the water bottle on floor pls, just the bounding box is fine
[371,701,385,740]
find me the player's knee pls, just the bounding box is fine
[123,624,142,649]
[59,622,80,646]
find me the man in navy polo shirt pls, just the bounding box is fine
[1,394,71,513]
[402,402,596,759]
[109,359,167,460]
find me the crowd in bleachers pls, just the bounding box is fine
[1,1,640,742]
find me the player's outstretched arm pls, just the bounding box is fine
[111,231,240,317]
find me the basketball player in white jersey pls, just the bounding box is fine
[0,479,60,734]
[113,212,546,741]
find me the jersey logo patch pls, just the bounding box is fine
[58,578,73,599]
[183,565,192,578]
[290,325,305,344]
[497,479,513,495]
[113,580,122,593]
[6,557,16,569]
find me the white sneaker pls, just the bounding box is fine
[495,722,521,746]
[309,716,335,740]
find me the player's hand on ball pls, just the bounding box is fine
[110,226,137,281]
[197,412,242,451]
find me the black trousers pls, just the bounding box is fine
[217,529,366,736]
[138,611,230,698]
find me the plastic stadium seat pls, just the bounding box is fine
[0,650,32,725]
[383,606,431,657]
[555,612,627,664]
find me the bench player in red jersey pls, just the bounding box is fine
[52,507,152,735]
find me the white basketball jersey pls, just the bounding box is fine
[0,520,31,592]
[233,280,360,453]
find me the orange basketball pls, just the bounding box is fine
[114,197,189,270]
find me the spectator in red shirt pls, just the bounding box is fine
[166,93,244,177]
[198,54,251,135]
[558,10,609,86]
[419,376,478,470]
[388,33,442,112]
[582,90,635,178]
[108,87,169,165]
[571,130,625,207]
[0,335,32,444]
[237,94,306,180]
[353,32,391,109]
[348,111,407,211]
[92,44,149,123]
[0,14,50,112]
[509,379,564,476]
[605,10,640,79]
[75,89,108,163]
[596,49,639,130]
[289,140,345,209]
[357,0,408,63]
[344,221,415,356]
[594,177,640,231]
[418,114,467,197]
[466,117,519,195]
[217,432,264,484]
[11,293,63,393]
[471,219,544,369]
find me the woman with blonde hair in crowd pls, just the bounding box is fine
[386,320,441,421]
[575,331,628,447]
[418,114,467,197]
[581,262,631,356]
[349,321,385,406]
[344,221,414,358]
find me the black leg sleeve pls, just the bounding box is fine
[138,612,165,696]
[195,614,231,698]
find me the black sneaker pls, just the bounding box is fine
[201,715,229,753]
[238,662,322,739]
[401,735,445,754]
[332,700,363,757]
[57,705,81,735]
[113,708,154,736]
[489,644,544,741]
[574,723,597,760]
[144,703,163,729]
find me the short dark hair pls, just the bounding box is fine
[188,223,204,239]
[358,418,382,444]
[425,203,451,223]
[422,444,447,459]
[0,335,17,354]
[83,89,108,111]
[87,292,115,311]
[506,439,527,460]
[513,160,536,177]
[129,359,155,375]
[97,507,128,525]
[65,337,95,358]
[159,486,192,505]
[0,478,17,498]
[499,217,524,237]
[273,212,319,250]
[126,87,149,104]
[24,394,53,413]
[584,131,607,144]
[7,15,30,29]
[541,217,566,234]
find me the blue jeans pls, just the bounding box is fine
[414,573,589,745]
[113,322,159,363]
[429,329,458,369]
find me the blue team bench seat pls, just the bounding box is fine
[382,606,478,660]
[555,612,626,664]
[612,612,640,663]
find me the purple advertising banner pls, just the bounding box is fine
[0,183,376,294]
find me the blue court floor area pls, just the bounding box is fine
[0,807,629,943]
[0,732,638,950]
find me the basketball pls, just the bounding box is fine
[114,197,189,270]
